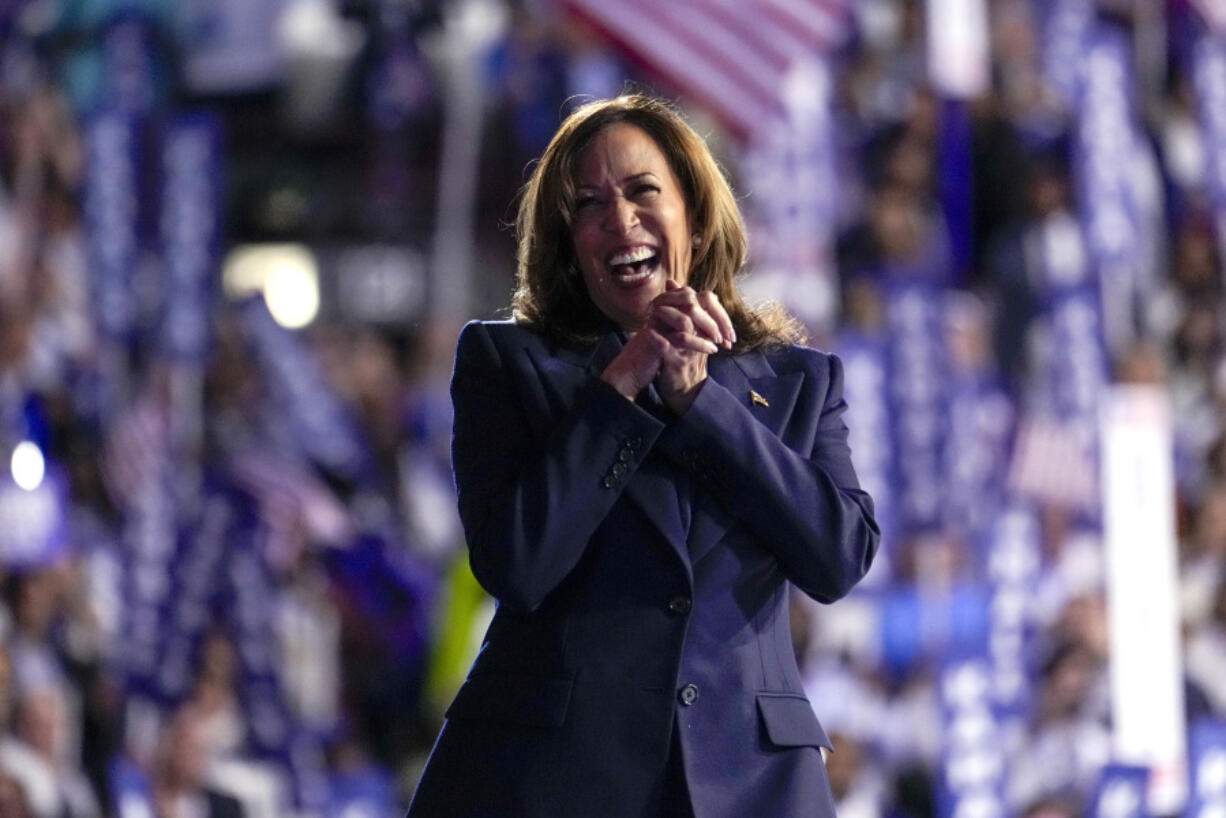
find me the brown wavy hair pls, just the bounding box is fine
[511,94,803,351]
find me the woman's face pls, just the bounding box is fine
[569,123,693,330]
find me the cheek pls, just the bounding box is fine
[570,226,599,270]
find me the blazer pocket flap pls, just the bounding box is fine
[756,693,833,751]
[446,673,573,728]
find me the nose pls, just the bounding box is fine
[603,196,638,234]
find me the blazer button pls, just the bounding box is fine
[667,596,692,615]
[601,476,616,489]
[679,684,699,706]
[612,462,628,477]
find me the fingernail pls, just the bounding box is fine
[707,341,719,353]
[730,329,737,344]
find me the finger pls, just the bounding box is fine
[664,331,719,355]
[637,327,676,356]
[683,301,724,347]
[654,288,722,345]
[649,304,694,336]
[697,290,736,348]
[650,285,699,310]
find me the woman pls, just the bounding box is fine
[407,94,879,818]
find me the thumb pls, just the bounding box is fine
[664,278,682,291]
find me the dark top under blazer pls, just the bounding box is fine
[407,320,880,818]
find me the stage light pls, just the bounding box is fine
[11,441,45,491]
[222,243,321,329]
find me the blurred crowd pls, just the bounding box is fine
[0,0,1225,816]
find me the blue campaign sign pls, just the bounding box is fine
[1047,287,1108,431]
[118,457,179,699]
[1074,23,1141,271]
[943,373,1014,548]
[159,111,221,361]
[983,506,1041,724]
[883,278,950,535]
[1192,34,1226,220]
[1072,18,1153,355]
[1041,0,1094,110]
[1187,720,1226,818]
[84,110,141,341]
[836,332,895,581]
[938,656,1007,818]
[156,487,237,702]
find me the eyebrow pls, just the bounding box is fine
[576,171,658,191]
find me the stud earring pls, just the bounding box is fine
[692,234,702,247]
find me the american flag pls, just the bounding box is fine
[563,0,851,142]
[225,449,354,563]
[1006,414,1099,514]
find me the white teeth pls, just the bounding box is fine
[608,246,656,266]
[614,267,652,283]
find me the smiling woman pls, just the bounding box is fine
[406,93,880,818]
[511,94,801,352]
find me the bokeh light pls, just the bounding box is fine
[10,441,45,492]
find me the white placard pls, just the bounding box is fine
[1100,386,1187,814]
[926,0,990,98]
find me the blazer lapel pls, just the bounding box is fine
[685,353,804,566]
[719,352,805,440]
[525,334,692,577]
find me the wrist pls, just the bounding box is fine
[601,368,641,402]
[663,376,706,415]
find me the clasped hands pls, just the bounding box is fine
[601,280,736,415]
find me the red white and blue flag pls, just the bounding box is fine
[563,0,850,141]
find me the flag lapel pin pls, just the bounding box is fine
[750,390,769,408]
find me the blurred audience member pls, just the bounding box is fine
[148,706,245,818]
[827,731,887,818]
[0,682,97,818]
[1185,572,1226,718]
[1005,642,1109,811]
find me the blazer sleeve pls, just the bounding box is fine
[450,322,666,612]
[656,349,879,603]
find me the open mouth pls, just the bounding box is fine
[607,246,659,284]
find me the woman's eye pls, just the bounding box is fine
[633,184,660,197]
[575,196,600,211]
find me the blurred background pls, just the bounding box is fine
[1,0,1225,815]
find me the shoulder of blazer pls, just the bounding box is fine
[461,319,552,357]
[755,343,837,381]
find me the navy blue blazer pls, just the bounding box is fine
[407,320,880,818]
